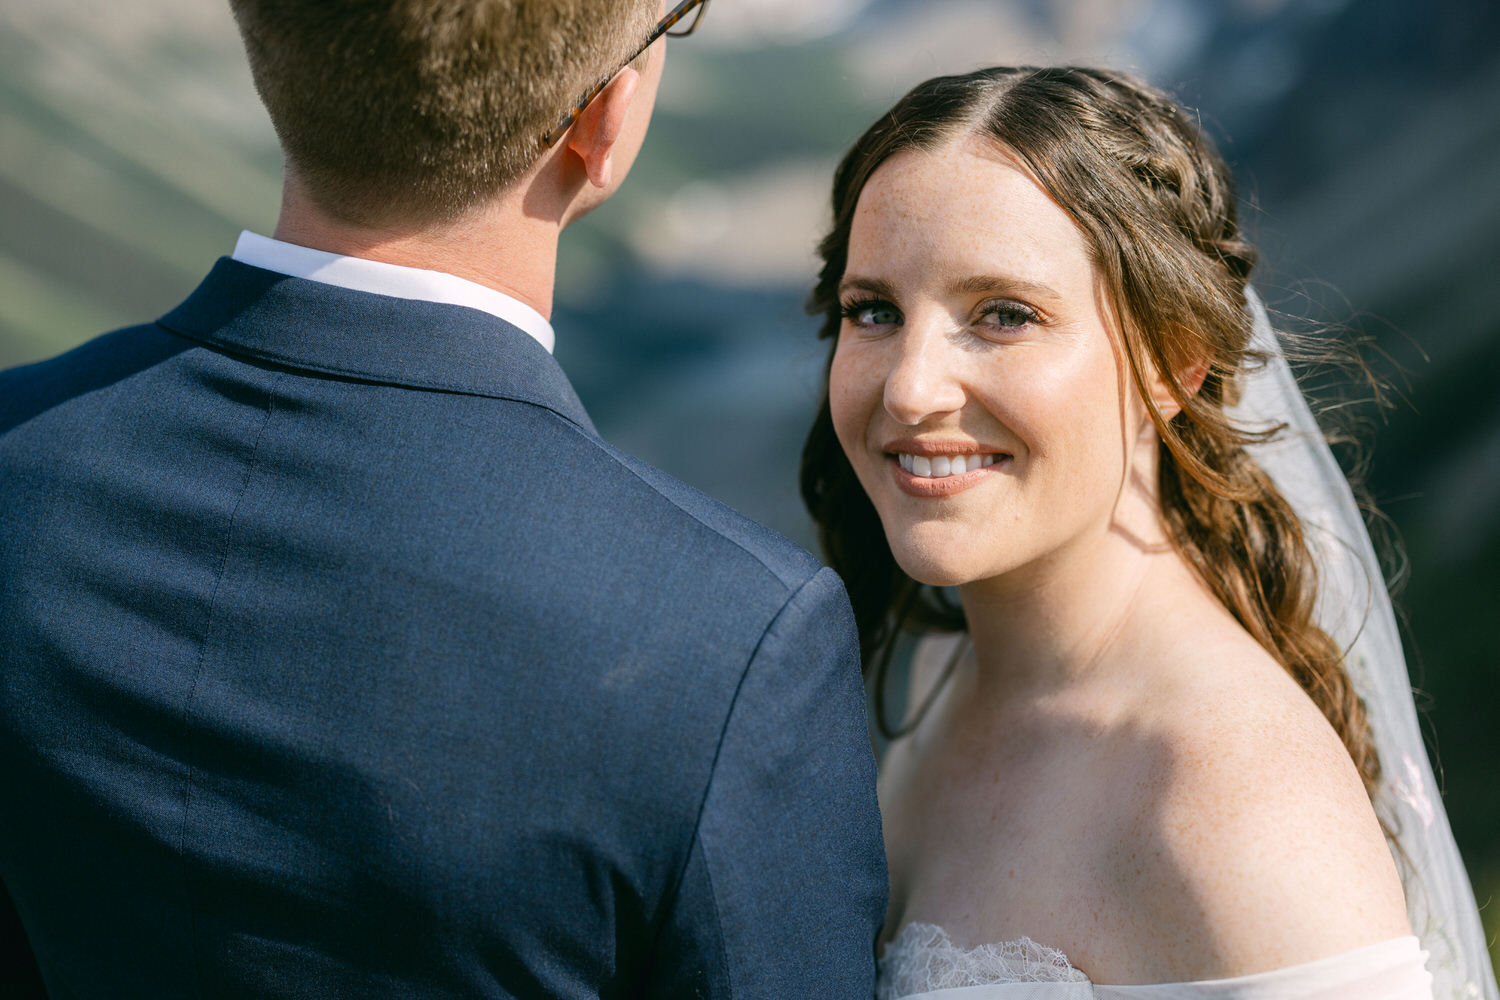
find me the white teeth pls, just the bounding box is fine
[895,453,1001,479]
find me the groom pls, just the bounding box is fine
[0,1,887,996]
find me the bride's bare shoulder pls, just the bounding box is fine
[1111,637,1411,979]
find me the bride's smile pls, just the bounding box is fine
[828,137,1162,591]
[886,441,1008,498]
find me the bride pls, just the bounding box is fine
[800,67,1497,998]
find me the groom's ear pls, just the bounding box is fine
[565,67,642,191]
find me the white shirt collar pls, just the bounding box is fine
[230,230,555,354]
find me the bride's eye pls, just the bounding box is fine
[976,299,1039,331]
[840,297,902,329]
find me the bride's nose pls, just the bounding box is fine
[882,328,966,426]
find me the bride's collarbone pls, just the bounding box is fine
[880,674,1156,835]
[874,624,1443,969]
[879,664,1411,982]
[880,710,1155,955]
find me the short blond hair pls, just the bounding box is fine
[228,0,660,226]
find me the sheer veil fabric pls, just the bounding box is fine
[1229,289,1496,1000]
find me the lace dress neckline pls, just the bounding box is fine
[877,924,1434,999]
[878,923,1087,999]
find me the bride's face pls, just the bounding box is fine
[829,138,1151,588]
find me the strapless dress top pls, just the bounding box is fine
[877,923,1434,999]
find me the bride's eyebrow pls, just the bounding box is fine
[947,275,1060,301]
[838,275,897,299]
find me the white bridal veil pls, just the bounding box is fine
[1231,288,1498,1000]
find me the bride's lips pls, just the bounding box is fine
[890,458,1007,497]
[883,439,1011,498]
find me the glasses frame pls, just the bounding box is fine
[541,0,710,148]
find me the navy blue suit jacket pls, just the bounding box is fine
[0,260,887,998]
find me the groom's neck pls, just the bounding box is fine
[270,171,569,321]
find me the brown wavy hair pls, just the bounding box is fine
[800,66,1380,796]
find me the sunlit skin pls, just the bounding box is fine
[831,136,1183,686]
[832,138,1412,983]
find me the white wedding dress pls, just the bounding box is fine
[877,924,1433,999]
[872,292,1496,1000]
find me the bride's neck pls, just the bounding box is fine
[957,503,1198,702]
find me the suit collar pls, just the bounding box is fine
[158,258,595,434]
[229,231,556,354]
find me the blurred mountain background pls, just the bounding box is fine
[2,0,1496,962]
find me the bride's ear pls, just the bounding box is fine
[1165,360,1210,420]
[1145,355,1209,422]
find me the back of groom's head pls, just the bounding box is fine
[228,0,660,228]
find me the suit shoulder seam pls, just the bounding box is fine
[657,570,827,990]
